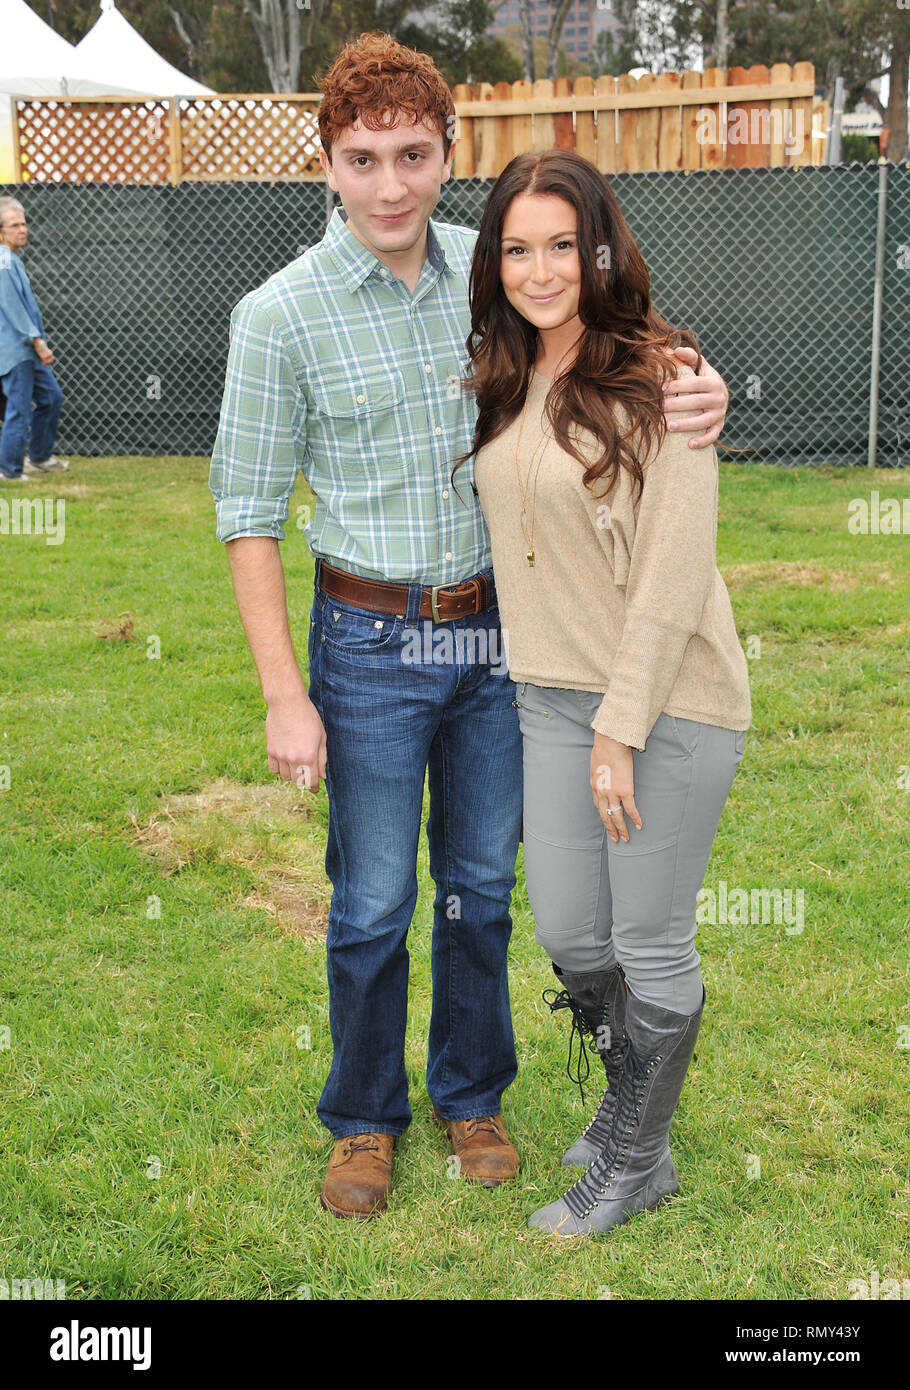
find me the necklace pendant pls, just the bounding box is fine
[527,550,535,566]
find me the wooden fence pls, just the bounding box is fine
[8,62,824,184]
[452,63,824,174]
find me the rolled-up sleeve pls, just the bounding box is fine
[209,294,306,543]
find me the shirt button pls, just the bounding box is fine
[444,551,452,560]
[424,364,432,373]
[356,394,365,404]
[442,489,449,499]
[434,426,442,436]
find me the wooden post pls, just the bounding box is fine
[617,73,638,172]
[727,67,750,169]
[594,74,617,173]
[452,84,475,177]
[476,83,497,178]
[10,97,23,183]
[510,79,533,164]
[682,70,703,170]
[789,61,815,166]
[768,62,790,165]
[168,96,182,184]
[533,78,555,152]
[493,80,514,173]
[657,70,683,171]
[744,63,770,166]
[700,67,726,170]
[636,73,659,170]
[574,75,596,164]
[553,77,574,150]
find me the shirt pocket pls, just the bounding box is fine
[310,367,404,420]
[308,367,406,478]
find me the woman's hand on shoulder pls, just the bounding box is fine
[590,732,643,843]
[661,346,728,449]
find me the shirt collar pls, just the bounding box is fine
[323,206,452,291]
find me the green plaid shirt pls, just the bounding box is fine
[209,208,491,585]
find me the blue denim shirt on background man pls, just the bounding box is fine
[0,197,67,479]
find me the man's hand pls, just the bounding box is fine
[266,691,327,794]
[33,337,54,366]
[590,732,642,844]
[662,345,728,449]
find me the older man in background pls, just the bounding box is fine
[0,196,68,480]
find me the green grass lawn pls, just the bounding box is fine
[0,458,907,1301]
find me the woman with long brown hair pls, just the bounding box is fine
[460,150,751,1237]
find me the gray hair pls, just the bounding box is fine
[0,196,24,228]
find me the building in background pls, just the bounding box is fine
[491,0,620,68]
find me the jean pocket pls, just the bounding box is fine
[512,682,550,717]
[321,598,402,654]
[734,729,747,761]
[667,714,702,756]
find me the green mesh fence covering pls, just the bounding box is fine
[1,163,906,465]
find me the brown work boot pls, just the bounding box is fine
[434,1112,520,1187]
[320,1132,396,1219]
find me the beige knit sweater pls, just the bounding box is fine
[473,365,751,750]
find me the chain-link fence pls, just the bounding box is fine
[1,162,907,465]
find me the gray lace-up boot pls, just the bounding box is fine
[544,965,629,1167]
[528,986,704,1237]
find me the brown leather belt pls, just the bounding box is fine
[319,559,493,624]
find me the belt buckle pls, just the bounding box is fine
[430,583,449,624]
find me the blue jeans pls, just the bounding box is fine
[306,562,522,1138]
[0,359,63,476]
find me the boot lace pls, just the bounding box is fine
[460,1116,503,1140]
[542,987,601,1102]
[340,1134,389,1165]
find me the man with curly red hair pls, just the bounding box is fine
[210,31,730,1220]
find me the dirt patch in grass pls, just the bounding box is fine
[132,777,329,939]
[94,611,137,641]
[722,563,895,591]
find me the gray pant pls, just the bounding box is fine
[515,683,746,1014]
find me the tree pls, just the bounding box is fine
[517,0,535,80]
[510,0,585,81]
[709,0,729,68]
[242,0,303,91]
[501,25,578,80]
[402,0,522,87]
[30,0,445,93]
[836,0,908,159]
[544,0,572,79]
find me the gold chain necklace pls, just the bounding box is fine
[514,384,550,566]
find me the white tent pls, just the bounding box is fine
[0,0,214,98]
[74,0,214,98]
[0,0,89,97]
